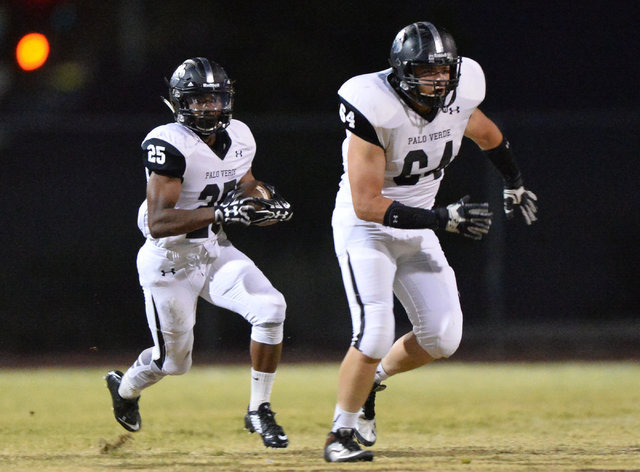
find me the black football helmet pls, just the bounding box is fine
[165,57,234,135]
[388,22,461,110]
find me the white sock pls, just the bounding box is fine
[332,405,360,432]
[374,362,389,384]
[118,348,164,399]
[249,368,276,411]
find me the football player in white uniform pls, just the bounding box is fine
[324,22,538,462]
[105,58,293,449]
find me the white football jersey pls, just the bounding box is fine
[137,119,256,248]
[335,57,485,210]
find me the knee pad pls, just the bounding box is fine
[255,290,286,324]
[414,314,462,359]
[248,290,286,338]
[352,308,395,359]
[430,334,461,359]
[251,321,284,345]
[160,354,192,375]
[354,328,395,360]
[156,331,194,375]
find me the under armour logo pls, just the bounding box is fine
[235,150,243,157]
[446,106,460,114]
[161,268,176,276]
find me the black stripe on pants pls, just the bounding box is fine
[151,295,166,370]
[347,252,366,350]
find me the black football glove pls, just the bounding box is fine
[213,192,258,226]
[441,195,493,240]
[249,184,293,226]
[503,185,538,225]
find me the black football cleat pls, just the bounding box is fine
[244,402,288,448]
[354,382,386,446]
[105,370,141,432]
[324,427,374,462]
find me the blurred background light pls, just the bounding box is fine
[51,60,87,92]
[16,32,50,71]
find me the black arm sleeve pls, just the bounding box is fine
[141,138,186,178]
[483,138,523,188]
[383,201,448,229]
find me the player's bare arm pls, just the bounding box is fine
[348,133,491,237]
[463,108,503,150]
[146,172,216,238]
[238,168,255,185]
[465,109,538,224]
[347,134,392,223]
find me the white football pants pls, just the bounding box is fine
[120,237,286,396]
[332,207,463,360]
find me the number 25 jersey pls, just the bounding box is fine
[335,57,486,211]
[137,119,256,248]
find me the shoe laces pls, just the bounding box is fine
[335,429,361,451]
[258,404,284,436]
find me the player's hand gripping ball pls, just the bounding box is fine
[235,180,293,226]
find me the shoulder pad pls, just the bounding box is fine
[226,119,256,150]
[455,57,486,106]
[142,123,199,157]
[339,69,406,129]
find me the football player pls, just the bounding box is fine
[324,22,537,462]
[105,57,292,448]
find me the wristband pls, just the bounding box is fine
[484,138,523,188]
[383,201,447,229]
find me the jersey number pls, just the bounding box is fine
[147,144,166,165]
[393,141,453,185]
[186,180,237,238]
[339,103,355,129]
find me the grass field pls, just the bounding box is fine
[0,362,638,471]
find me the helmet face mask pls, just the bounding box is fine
[402,61,461,108]
[173,89,233,134]
[167,58,234,135]
[389,22,461,110]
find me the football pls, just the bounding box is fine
[236,180,272,204]
[235,180,277,226]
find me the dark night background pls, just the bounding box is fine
[1,1,638,365]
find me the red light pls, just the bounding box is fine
[16,33,50,71]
